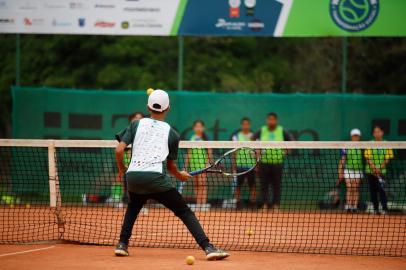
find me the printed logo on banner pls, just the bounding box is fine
[215,19,245,31]
[94,20,115,28]
[78,18,86,27]
[123,7,160,13]
[121,21,129,29]
[44,3,67,9]
[244,0,256,17]
[0,18,15,25]
[129,20,163,29]
[19,2,38,10]
[330,0,379,32]
[24,18,44,26]
[52,19,72,27]
[248,19,264,32]
[69,2,88,10]
[229,0,241,18]
[94,4,115,9]
[214,0,266,32]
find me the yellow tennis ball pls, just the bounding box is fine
[26,204,31,208]
[146,88,154,95]
[186,255,195,265]
[9,204,14,208]
[246,229,254,236]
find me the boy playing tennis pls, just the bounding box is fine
[114,89,229,260]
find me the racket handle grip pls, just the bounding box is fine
[189,169,205,176]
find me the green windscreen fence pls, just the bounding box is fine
[12,86,406,141]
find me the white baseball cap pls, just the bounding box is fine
[147,89,170,112]
[350,128,361,136]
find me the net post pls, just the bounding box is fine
[47,140,60,208]
[48,140,65,238]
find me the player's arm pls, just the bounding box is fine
[116,142,128,178]
[167,160,190,181]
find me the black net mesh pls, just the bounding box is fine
[0,141,405,256]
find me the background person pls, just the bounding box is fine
[338,128,364,213]
[129,111,144,122]
[231,117,256,209]
[364,125,393,215]
[184,120,212,211]
[253,112,293,210]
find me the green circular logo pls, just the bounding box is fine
[121,21,129,29]
[330,0,379,32]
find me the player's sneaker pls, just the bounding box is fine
[115,242,129,256]
[205,244,230,261]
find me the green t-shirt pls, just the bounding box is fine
[116,118,180,194]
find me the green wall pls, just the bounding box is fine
[12,86,406,141]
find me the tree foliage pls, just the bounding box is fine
[0,35,405,136]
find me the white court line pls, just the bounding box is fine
[0,245,55,258]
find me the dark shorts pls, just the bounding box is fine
[126,171,173,195]
[236,167,256,188]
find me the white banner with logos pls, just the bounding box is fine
[0,0,180,35]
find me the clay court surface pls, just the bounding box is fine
[1,206,406,269]
[1,206,405,256]
[0,244,405,270]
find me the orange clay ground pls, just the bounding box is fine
[1,244,405,270]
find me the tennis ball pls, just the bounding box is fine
[26,204,31,208]
[246,228,254,236]
[9,204,14,208]
[146,88,154,95]
[186,255,195,265]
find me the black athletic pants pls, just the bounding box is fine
[119,188,210,250]
[259,163,283,207]
[366,174,388,212]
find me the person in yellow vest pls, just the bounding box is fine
[252,112,293,210]
[231,117,256,209]
[364,125,393,215]
[338,129,364,213]
[184,120,212,211]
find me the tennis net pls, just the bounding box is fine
[0,139,405,256]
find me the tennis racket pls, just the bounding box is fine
[189,147,259,177]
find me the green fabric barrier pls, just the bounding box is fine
[11,86,406,141]
[9,87,406,207]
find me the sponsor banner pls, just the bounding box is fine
[0,0,405,36]
[0,0,180,35]
[177,0,291,36]
[283,0,406,37]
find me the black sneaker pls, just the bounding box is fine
[115,242,129,256]
[205,244,230,261]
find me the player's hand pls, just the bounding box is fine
[373,168,381,176]
[178,170,191,181]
